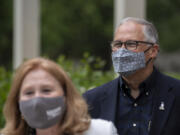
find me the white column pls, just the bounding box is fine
[114,0,146,31]
[13,0,40,69]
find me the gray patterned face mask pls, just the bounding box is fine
[19,96,66,129]
[112,48,149,76]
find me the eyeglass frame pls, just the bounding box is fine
[110,40,155,51]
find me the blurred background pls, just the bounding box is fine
[0,0,180,127]
[0,0,180,71]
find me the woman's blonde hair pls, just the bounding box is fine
[1,57,90,135]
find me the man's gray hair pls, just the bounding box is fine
[117,17,159,44]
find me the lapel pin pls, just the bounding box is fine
[159,101,165,111]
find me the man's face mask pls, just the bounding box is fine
[112,48,152,76]
[19,96,66,129]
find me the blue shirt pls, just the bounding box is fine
[116,70,156,135]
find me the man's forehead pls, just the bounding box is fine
[117,21,143,33]
[114,21,144,41]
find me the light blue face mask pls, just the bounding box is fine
[112,48,150,76]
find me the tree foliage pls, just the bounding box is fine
[147,0,180,52]
[41,0,113,69]
[0,67,12,127]
[0,0,13,68]
[0,0,180,67]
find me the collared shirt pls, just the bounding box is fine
[116,69,157,135]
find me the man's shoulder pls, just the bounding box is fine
[83,77,120,97]
[157,71,180,87]
[156,71,180,97]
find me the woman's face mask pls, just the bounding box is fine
[19,96,66,129]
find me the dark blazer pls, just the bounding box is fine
[83,70,180,135]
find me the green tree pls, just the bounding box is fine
[0,0,13,68]
[147,0,180,52]
[1,0,180,68]
[41,0,113,69]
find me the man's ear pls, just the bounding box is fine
[150,44,159,58]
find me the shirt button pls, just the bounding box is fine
[133,123,137,127]
[134,103,138,107]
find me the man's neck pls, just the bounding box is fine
[122,64,153,98]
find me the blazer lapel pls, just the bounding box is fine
[150,72,175,135]
[100,77,120,123]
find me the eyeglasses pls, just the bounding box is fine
[111,40,154,51]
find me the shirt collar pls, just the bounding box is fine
[120,67,157,94]
[139,67,157,92]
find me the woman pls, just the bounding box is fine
[0,57,117,135]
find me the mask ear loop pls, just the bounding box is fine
[144,46,152,53]
[144,45,154,65]
[146,58,152,65]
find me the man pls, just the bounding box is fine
[83,17,180,135]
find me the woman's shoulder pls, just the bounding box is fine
[83,119,118,135]
[90,119,115,128]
